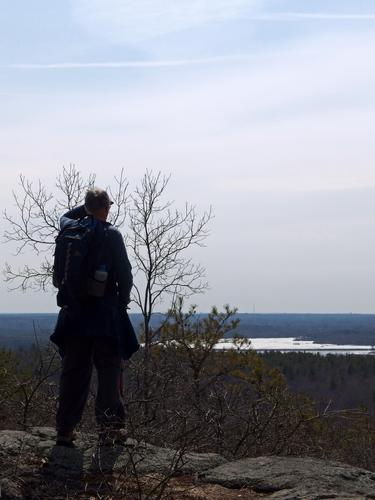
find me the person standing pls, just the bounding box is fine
[51,187,139,447]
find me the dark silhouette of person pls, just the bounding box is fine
[51,187,139,447]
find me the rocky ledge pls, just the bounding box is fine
[1,427,375,499]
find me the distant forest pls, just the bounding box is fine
[1,312,375,349]
[262,351,375,415]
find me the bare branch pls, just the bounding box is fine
[128,171,213,336]
[4,259,53,292]
[55,164,95,210]
[3,166,101,291]
[107,168,129,228]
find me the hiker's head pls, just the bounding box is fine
[84,188,113,221]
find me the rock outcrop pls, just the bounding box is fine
[200,456,375,498]
[1,427,375,499]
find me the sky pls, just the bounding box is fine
[1,0,375,313]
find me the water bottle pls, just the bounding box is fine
[88,264,108,297]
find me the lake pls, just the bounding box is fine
[215,337,375,355]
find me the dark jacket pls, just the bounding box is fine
[50,206,139,360]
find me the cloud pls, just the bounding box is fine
[246,12,375,21]
[3,30,375,194]
[5,54,257,70]
[70,1,375,46]
[70,0,259,43]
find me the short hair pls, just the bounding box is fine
[84,187,113,214]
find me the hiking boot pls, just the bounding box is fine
[56,431,76,448]
[98,428,127,447]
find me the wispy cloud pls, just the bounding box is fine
[5,54,257,70]
[71,1,375,45]
[246,12,375,21]
[6,31,374,193]
[71,0,259,43]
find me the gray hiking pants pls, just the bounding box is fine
[56,336,125,435]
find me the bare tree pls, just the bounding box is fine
[124,171,212,413]
[3,165,129,291]
[128,171,213,352]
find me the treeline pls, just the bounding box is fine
[3,313,375,350]
[262,351,375,414]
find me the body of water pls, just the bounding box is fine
[215,337,375,355]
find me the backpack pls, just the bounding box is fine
[53,217,105,314]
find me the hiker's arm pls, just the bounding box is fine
[112,230,133,306]
[60,205,88,229]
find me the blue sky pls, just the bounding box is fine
[1,1,375,313]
